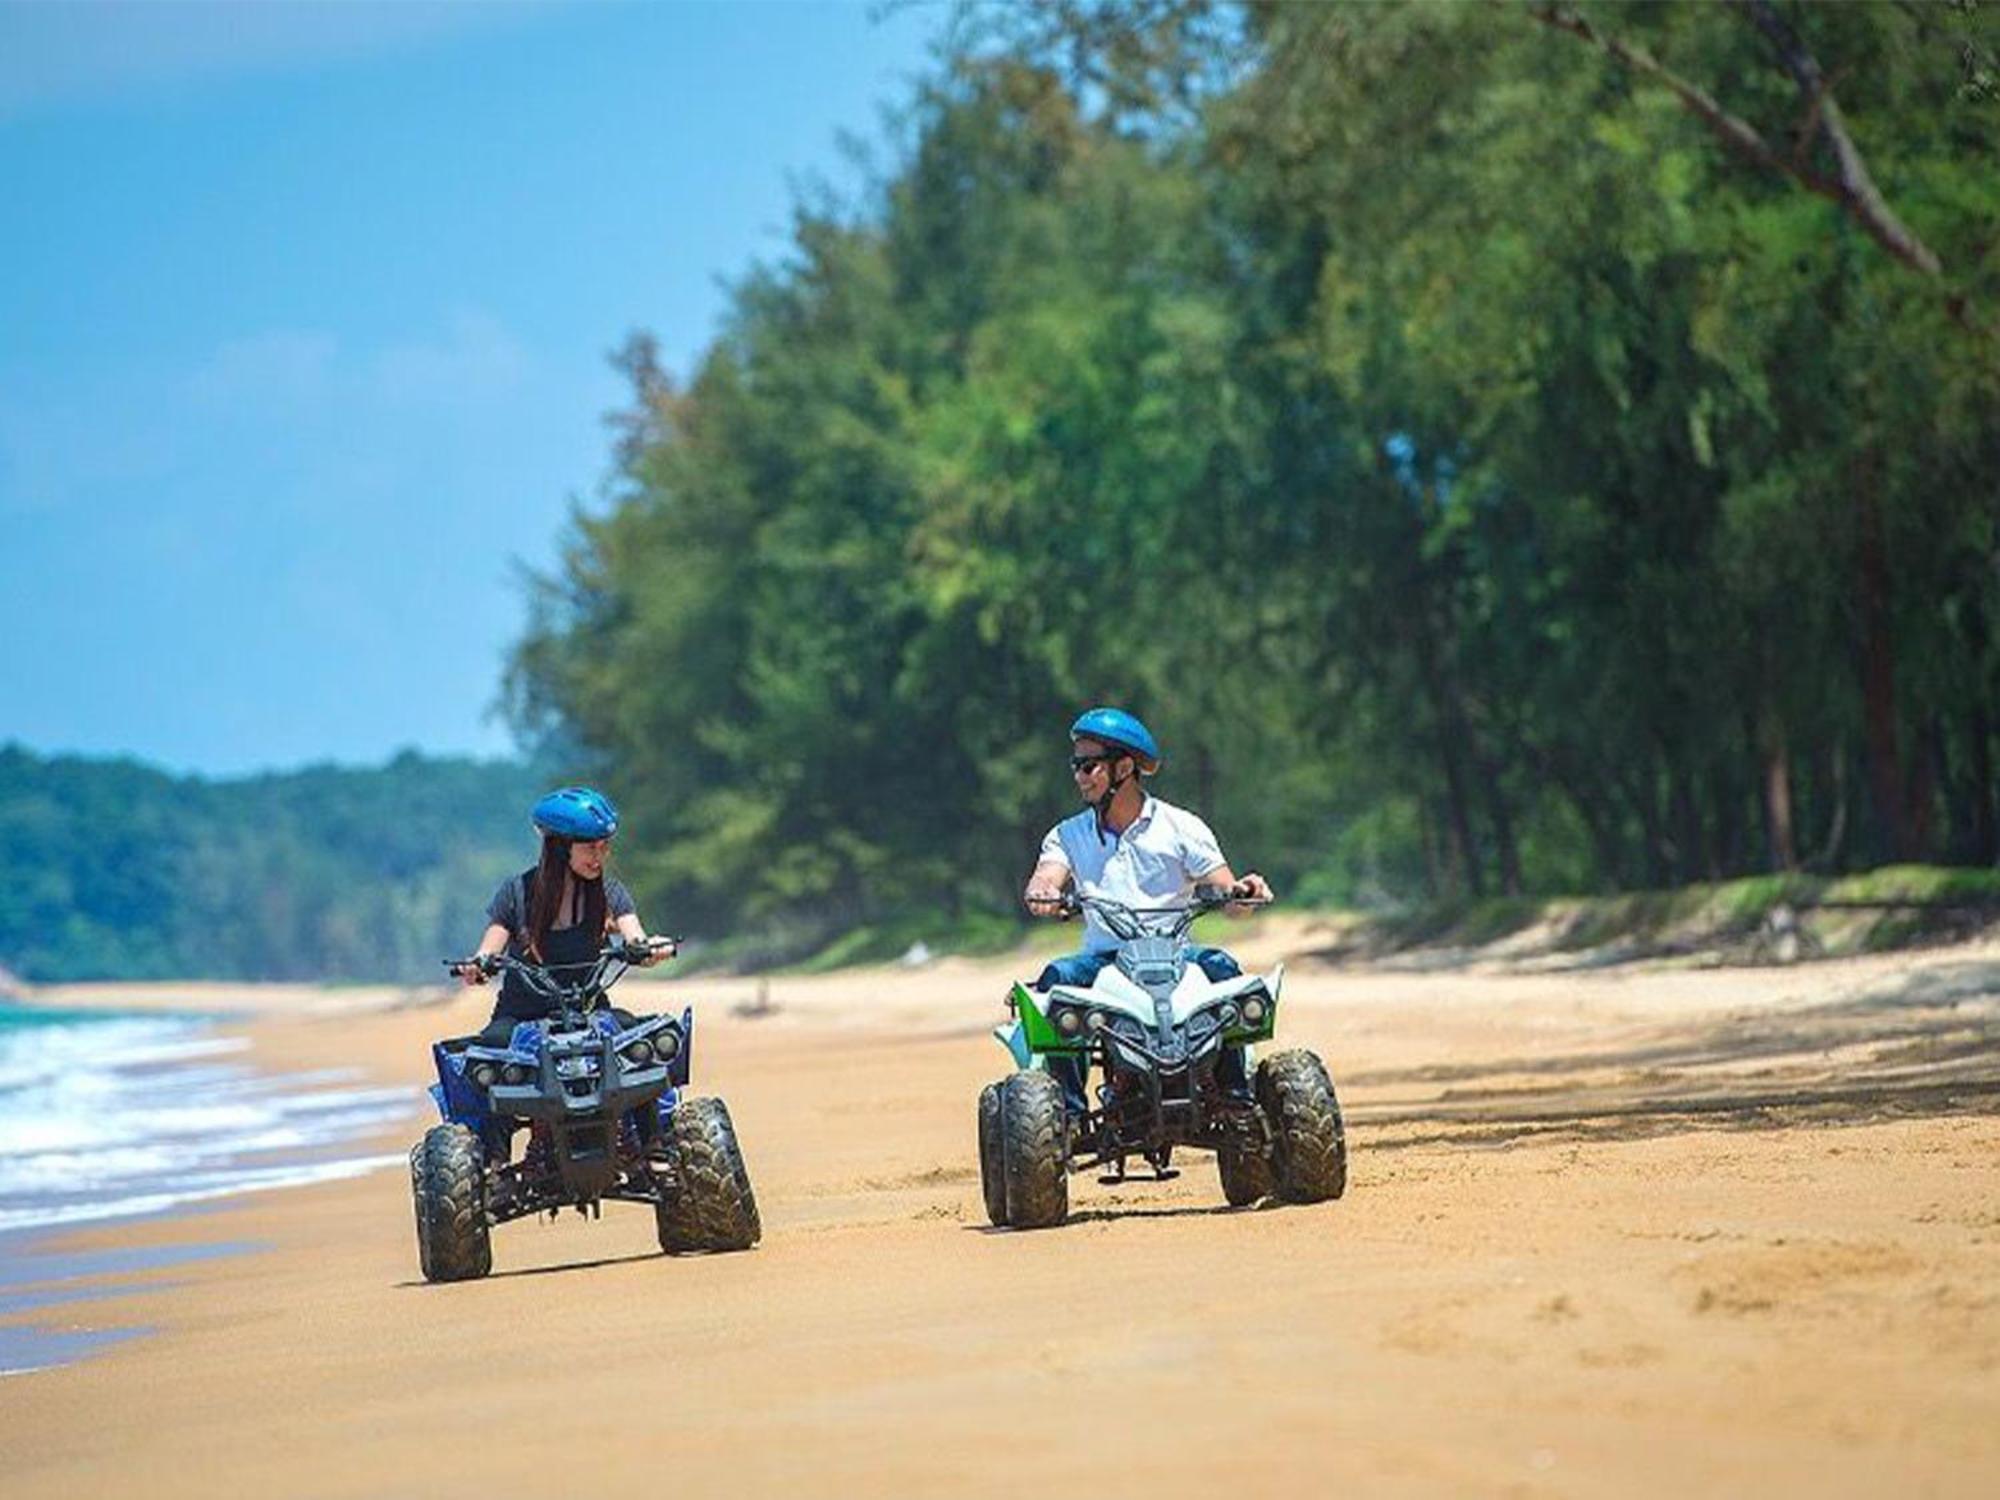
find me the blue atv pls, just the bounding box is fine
[412,938,759,1283]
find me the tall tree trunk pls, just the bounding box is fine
[1711,748,1745,877]
[1969,706,1997,865]
[1411,586,1484,897]
[1533,740,1624,888]
[1811,747,1851,870]
[1759,701,1798,871]
[1434,732,1484,898]
[1907,716,1943,861]
[1856,475,1911,859]
[1478,754,1523,896]
[1670,760,1705,884]
[1418,795,1443,900]
[1623,767,1669,887]
[1568,782,1625,889]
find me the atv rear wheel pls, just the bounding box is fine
[977,1081,1009,1226]
[654,1097,761,1253]
[1255,1049,1347,1204]
[1216,1138,1274,1207]
[411,1123,492,1283]
[999,1071,1069,1229]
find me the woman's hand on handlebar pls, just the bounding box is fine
[619,935,679,967]
[446,953,500,986]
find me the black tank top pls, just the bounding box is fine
[495,871,605,1020]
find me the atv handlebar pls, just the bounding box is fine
[1026,888,1271,941]
[443,936,680,997]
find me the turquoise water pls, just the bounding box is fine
[0,1000,416,1372]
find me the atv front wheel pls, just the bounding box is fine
[977,1082,1009,1226]
[411,1123,492,1283]
[1255,1049,1347,1204]
[655,1097,762,1253]
[999,1071,1069,1229]
[1216,1138,1274,1207]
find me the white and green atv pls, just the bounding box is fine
[979,891,1346,1229]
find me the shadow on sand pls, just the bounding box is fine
[396,1248,672,1288]
[1346,960,2000,1150]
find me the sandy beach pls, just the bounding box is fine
[3,930,1997,1498]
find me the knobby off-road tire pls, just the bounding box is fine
[654,1097,761,1254]
[999,1071,1069,1229]
[1255,1049,1348,1204]
[411,1123,492,1283]
[977,1082,1009,1226]
[1216,1137,1274,1207]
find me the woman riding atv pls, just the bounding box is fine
[452,786,675,1149]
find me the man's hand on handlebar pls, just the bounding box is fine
[1199,871,1274,912]
[1023,884,1073,919]
[1231,871,1274,904]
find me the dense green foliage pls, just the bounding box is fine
[511,0,2000,942]
[0,745,542,983]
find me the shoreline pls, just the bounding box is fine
[1,945,1995,1496]
[0,991,426,1372]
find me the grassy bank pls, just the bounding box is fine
[674,865,2000,975]
[1340,865,2000,965]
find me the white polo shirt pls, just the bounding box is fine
[1038,795,1228,953]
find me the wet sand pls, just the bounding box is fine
[3,936,1997,1498]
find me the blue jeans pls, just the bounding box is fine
[1035,947,1247,1112]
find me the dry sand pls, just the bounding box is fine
[3,935,1997,1498]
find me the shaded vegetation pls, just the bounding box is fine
[510,1,1999,949]
[0,745,542,983]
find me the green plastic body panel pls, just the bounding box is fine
[1008,982,1084,1056]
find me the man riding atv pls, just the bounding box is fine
[1022,708,1274,1113]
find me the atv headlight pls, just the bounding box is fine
[501,1064,529,1085]
[1085,1010,1106,1033]
[1055,1006,1082,1036]
[469,1062,498,1088]
[623,1040,654,1066]
[654,1030,681,1061]
[1241,997,1267,1026]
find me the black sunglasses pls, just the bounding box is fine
[1069,752,1119,773]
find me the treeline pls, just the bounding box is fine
[0,745,542,983]
[509,1,2000,938]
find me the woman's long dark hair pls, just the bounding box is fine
[524,834,608,961]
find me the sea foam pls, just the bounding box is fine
[0,1005,415,1234]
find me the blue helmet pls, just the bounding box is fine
[1070,707,1160,775]
[531,786,619,841]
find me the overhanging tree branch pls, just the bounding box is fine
[1729,0,1941,274]
[1525,1,1944,277]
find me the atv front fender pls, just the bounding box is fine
[995,982,1075,1069]
[993,1020,1032,1070]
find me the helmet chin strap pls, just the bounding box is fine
[1094,764,1137,844]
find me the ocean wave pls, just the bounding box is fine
[0,1005,420,1234]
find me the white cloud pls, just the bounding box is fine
[370,309,529,404]
[0,0,561,117]
[187,328,340,407]
[0,311,534,518]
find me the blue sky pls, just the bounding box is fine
[1,0,944,776]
